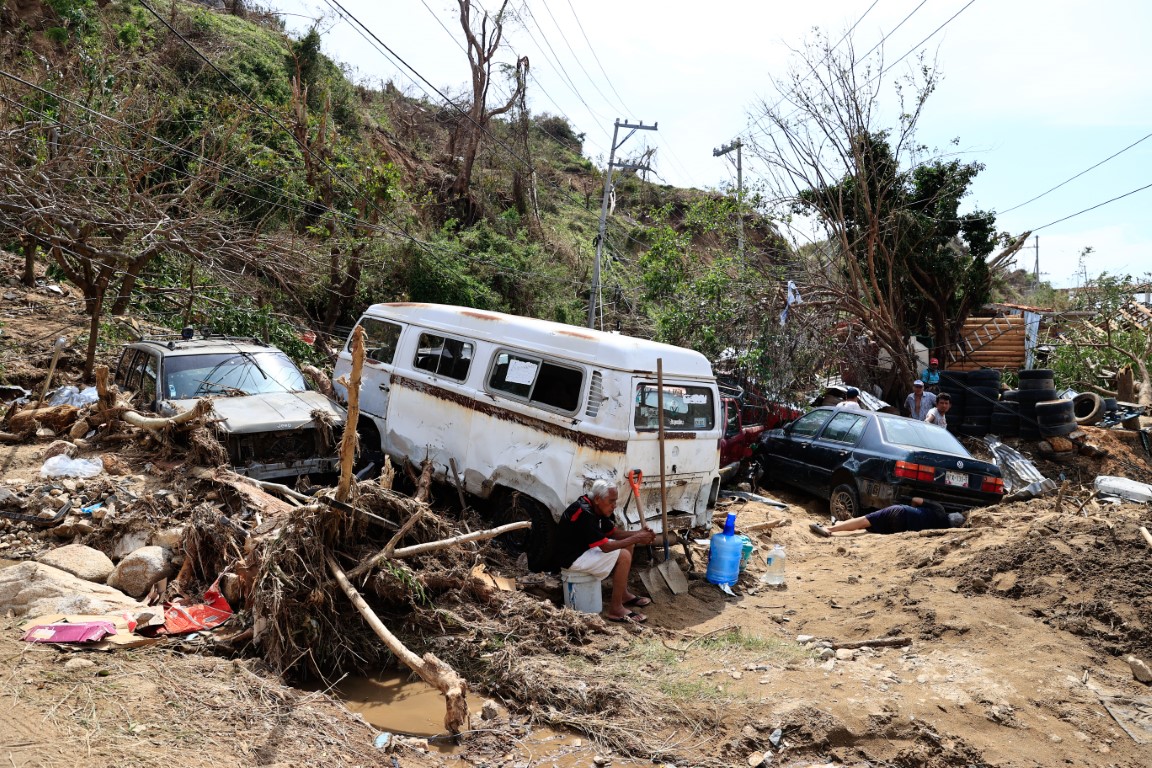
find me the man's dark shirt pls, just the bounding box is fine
[864,502,949,534]
[556,495,616,569]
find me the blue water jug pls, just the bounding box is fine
[706,513,742,586]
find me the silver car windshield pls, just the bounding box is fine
[878,417,967,453]
[163,352,307,399]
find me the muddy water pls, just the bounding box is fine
[323,671,485,739]
[324,673,646,765]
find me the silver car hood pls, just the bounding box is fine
[161,391,346,434]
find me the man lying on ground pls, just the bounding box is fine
[809,497,965,536]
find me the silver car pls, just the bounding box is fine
[114,334,346,480]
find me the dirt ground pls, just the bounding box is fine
[3,256,1152,767]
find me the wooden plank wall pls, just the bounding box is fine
[947,315,1027,371]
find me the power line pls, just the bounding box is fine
[1031,180,1152,232]
[562,0,633,115]
[999,129,1152,215]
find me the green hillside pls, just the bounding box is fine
[0,0,792,376]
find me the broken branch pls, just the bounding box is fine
[831,636,912,650]
[327,555,469,734]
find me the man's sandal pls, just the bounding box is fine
[623,595,651,608]
[809,522,831,538]
[605,611,647,623]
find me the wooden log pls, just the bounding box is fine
[7,404,78,433]
[121,398,211,430]
[348,520,532,577]
[336,325,365,503]
[327,556,469,735]
[189,466,296,518]
[831,636,912,650]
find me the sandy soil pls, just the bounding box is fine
[3,253,1152,767]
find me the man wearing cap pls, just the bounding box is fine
[836,387,863,409]
[904,380,936,421]
[921,357,942,393]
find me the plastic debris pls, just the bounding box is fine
[40,455,104,479]
[374,732,392,749]
[47,385,99,408]
[23,620,117,644]
[1094,476,1152,504]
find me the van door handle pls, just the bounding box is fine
[378,384,389,392]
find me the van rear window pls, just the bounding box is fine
[489,351,582,413]
[634,384,715,431]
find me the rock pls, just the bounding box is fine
[37,544,115,583]
[820,659,835,672]
[746,752,764,767]
[731,670,743,680]
[35,427,57,439]
[64,657,95,671]
[111,531,151,560]
[151,526,185,551]
[0,561,145,617]
[1127,655,1152,684]
[481,699,501,721]
[101,454,131,475]
[835,648,857,661]
[593,756,610,766]
[817,648,835,661]
[107,546,172,599]
[796,634,815,643]
[41,440,77,461]
[0,487,25,508]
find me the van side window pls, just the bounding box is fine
[359,318,402,365]
[488,351,583,413]
[413,333,473,381]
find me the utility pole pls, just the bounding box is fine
[589,118,658,329]
[713,139,744,261]
[1031,235,1039,282]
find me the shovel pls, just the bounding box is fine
[627,469,669,601]
[652,359,690,595]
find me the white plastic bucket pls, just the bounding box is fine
[561,569,603,614]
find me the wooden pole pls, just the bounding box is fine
[336,325,365,503]
[327,556,469,735]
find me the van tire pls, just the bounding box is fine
[496,491,558,573]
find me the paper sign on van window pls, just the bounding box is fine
[506,359,538,385]
[684,394,707,404]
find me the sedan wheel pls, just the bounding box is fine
[829,483,860,522]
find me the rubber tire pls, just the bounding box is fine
[1073,392,1105,425]
[990,415,1019,437]
[993,400,1020,415]
[953,423,989,437]
[1035,399,1075,424]
[1039,421,1077,437]
[1018,377,1056,391]
[965,386,1000,414]
[1104,397,1119,412]
[1019,368,1055,380]
[1001,389,1019,402]
[967,369,1002,387]
[497,492,558,573]
[939,371,969,387]
[829,482,861,522]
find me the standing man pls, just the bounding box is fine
[925,392,951,428]
[556,480,656,623]
[904,380,936,421]
[921,357,942,393]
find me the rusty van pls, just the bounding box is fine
[333,303,723,570]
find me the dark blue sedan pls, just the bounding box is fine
[757,407,1004,519]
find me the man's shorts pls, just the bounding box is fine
[567,547,621,580]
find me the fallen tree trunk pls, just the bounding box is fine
[327,555,469,734]
[122,398,212,430]
[832,636,911,650]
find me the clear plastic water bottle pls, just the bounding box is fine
[761,544,786,586]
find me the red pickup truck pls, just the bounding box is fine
[718,387,802,486]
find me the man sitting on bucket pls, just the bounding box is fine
[556,480,656,623]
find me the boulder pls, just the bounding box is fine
[107,546,172,598]
[0,561,145,617]
[36,544,115,583]
[111,531,151,560]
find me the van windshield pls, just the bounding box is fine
[634,384,715,431]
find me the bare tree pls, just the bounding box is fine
[451,0,526,204]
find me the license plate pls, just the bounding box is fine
[945,470,968,487]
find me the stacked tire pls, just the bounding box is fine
[1036,399,1076,437]
[1016,369,1058,440]
[956,368,1001,437]
[991,390,1020,437]
[938,370,968,435]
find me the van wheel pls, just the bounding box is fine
[496,492,557,573]
[829,483,860,522]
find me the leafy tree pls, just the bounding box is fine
[749,34,1028,395]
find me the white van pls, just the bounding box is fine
[333,303,722,568]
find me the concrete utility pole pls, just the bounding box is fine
[589,119,658,329]
[713,139,744,261]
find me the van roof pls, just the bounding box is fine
[362,303,716,378]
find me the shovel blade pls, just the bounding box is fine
[639,566,671,601]
[657,558,690,595]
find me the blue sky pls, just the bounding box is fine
[268,1,1152,289]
